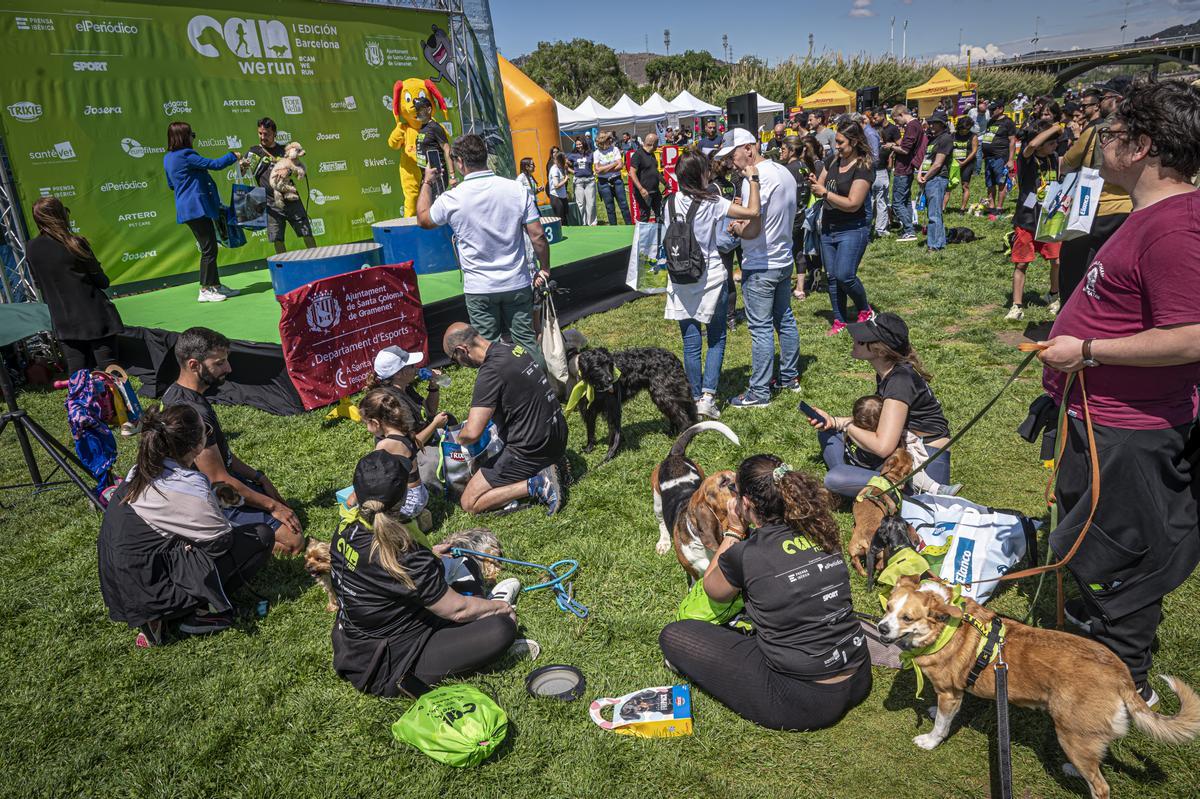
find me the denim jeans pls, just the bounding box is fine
[891,173,914,236]
[819,222,871,324]
[740,265,800,399]
[597,178,631,225]
[870,168,890,235]
[678,285,729,397]
[923,175,949,250]
[819,430,952,498]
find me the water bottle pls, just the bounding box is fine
[418,367,452,388]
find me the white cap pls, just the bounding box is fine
[715,128,758,158]
[373,345,422,379]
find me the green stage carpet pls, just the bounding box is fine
[112,226,631,345]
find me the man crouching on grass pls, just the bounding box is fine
[443,322,565,515]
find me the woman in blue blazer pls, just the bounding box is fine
[163,122,240,303]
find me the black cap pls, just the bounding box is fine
[927,109,950,127]
[847,312,911,353]
[353,450,409,510]
[989,101,1004,112]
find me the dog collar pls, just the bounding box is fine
[856,475,903,508]
[563,366,622,414]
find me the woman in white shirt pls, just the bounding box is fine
[592,132,632,225]
[547,151,570,222]
[516,157,543,202]
[666,150,761,419]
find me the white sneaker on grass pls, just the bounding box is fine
[1005,304,1024,321]
[696,394,720,419]
[1044,292,1061,315]
[897,233,918,242]
[489,577,522,606]
[197,287,227,303]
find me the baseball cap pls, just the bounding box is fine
[846,312,911,353]
[373,345,423,379]
[989,101,1004,112]
[353,450,409,510]
[927,109,950,127]
[715,128,757,158]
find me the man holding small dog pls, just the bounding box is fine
[1037,80,1200,706]
[240,117,317,255]
[442,322,565,516]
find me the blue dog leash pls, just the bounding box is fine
[448,547,589,619]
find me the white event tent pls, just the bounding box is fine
[753,93,786,114]
[669,90,723,118]
[574,96,634,128]
[556,100,592,132]
[610,93,663,124]
[640,91,686,119]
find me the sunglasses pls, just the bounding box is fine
[1097,128,1131,147]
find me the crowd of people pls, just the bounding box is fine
[66,78,1200,742]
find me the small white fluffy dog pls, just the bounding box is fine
[268,142,306,208]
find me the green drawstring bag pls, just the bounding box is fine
[391,685,508,768]
[675,578,744,625]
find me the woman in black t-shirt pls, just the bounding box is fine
[659,454,872,731]
[807,312,952,498]
[810,122,875,336]
[952,117,979,212]
[331,450,517,697]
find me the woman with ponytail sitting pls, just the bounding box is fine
[97,406,275,647]
[331,450,519,697]
[659,454,872,731]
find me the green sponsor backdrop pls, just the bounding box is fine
[0,0,462,285]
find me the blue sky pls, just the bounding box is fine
[491,0,1200,64]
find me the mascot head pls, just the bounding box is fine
[392,77,447,127]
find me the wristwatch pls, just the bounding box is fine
[749,175,760,183]
[1081,338,1100,368]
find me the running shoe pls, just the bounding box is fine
[197,287,227,303]
[728,392,770,409]
[1044,292,1061,315]
[135,619,167,649]
[178,607,234,636]
[1136,681,1161,710]
[776,379,802,394]
[1005,304,1024,321]
[488,577,522,606]
[528,465,562,516]
[827,320,848,336]
[897,233,918,242]
[856,307,876,323]
[696,394,721,419]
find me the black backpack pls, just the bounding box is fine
[662,193,704,284]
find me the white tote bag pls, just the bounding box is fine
[1062,166,1103,241]
[540,292,569,397]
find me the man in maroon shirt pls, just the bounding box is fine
[1038,80,1200,706]
[882,104,926,241]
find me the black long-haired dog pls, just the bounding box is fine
[574,346,697,462]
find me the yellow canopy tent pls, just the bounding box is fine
[802,78,855,111]
[906,67,975,117]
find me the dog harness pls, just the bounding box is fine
[961,613,1007,690]
[899,582,1008,697]
[563,366,622,414]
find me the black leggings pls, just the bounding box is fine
[411,614,517,685]
[60,335,118,375]
[660,619,872,731]
[184,216,220,287]
[207,523,274,593]
[549,194,569,222]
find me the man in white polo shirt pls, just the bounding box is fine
[417,134,550,365]
[717,128,801,408]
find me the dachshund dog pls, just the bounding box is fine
[848,448,914,576]
[575,346,697,462]
[650,421,740,582]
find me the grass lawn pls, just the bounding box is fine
[3,195,1198,799]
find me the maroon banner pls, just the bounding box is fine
[278,263,426,410]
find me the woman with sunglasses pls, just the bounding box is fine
[97,405,276,648]
[592,132,632,225]
[163,121,240,303]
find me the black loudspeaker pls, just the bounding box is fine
[856,86,880,113]
[725,92,757,131]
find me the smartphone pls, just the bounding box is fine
[427,148,446,197]
[798,401,824,424]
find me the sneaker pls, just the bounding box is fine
[197,287,227,303]
[897,233,918,242]
[1063,598,1093,634]
[777,379,802,394]
[856,307,876,323]
[827,320,848,337]
[1044,292,1061,315]
[696,394,721,419]
[728,392,770,409]
[135,619,167,648]
[214,284,240,297]
[120,421,140,437]
[528,465,562,516]
[876,230,892,238]
[663,657,680,675]
[178,607,234,636]
[1136,681,1161,710]
[935,482,963,497]
[488,577,522,606]
[1005,304,1024,321]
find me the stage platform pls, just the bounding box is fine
[114,226,637,415]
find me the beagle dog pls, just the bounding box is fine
[650,421,740,582]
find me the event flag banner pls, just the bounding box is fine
[0,0,462,285]
[278,263,426,410]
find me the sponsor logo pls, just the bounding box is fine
[308,189,339,206]
[15,16,54,32]
[315,132,341,141]
[821,589,840,602]
[281,95,303,115]
[351,210,377,226]
[226,135,243,149]
[223,99,257,111]
[306,290,341,333]
[276,130,292,144]
[28,141,77,162]
[6,101,42,122]
[122,249,157,262]
[84,105,122,116]
[121,138,165,158]
[38,184,76,198]
[118,210,157,228]
[163,100,192,116]
[310,218,325,236]
[73,61,108,72]
[75,19,139,35]
[187,15,292,61]
[953,538,975,584]
[196,136,237,149]
[360,127,380,141]
[363,39,418,68]
[361,182,392,196]
[365,42,384,66]
[363,156,395,168]
[781,535,816,555]
[100,179,148,193]
[318,160,347,173]
[330,96,357,112]
[382,95,393,112]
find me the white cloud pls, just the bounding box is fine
[850,0,876,18]
[929,43,1011,66]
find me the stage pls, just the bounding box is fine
[113,226,638,415]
